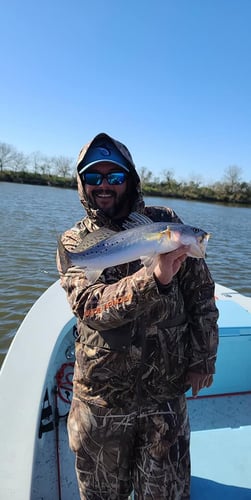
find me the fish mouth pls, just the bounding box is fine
[189,246,205,258]
[193,234,210,258]
[186,233,210,258]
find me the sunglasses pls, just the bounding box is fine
[83,171,127,186]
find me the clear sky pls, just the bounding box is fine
[1,0,251,184]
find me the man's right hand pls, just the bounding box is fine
[153,245,190,285]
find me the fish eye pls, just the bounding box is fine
[192,227,200,233]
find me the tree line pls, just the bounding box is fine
[0,141,74,178]
[138,166,251,204]
[0,141,251,204]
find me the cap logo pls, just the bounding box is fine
[78,139,131,174]
[97,146,111,157]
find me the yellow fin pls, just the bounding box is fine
[161,228,172,239]
[145,231,164,242]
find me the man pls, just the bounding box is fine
[57,133,219,500]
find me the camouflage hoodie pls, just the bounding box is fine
[57,133,219,410]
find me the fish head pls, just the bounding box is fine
[187,232,210,258]
[160,224,210,258]
[180,226,210,258]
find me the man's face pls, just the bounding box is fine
[83,162,130,218]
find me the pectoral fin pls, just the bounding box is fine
[141,254,157,268]
[84,268,103,284]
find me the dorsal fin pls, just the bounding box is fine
[74,227,116,252]
[122,212,153,229]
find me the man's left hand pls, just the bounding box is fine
[186,371,213,398]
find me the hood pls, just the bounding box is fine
[76,133,145,228]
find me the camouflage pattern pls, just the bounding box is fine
[57,133,219,499]
[67,396,190,499]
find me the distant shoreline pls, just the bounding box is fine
[0,170,77,189]
[1,170,251,206]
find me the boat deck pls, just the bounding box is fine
[188,282,251,499]
[189,393,251,499]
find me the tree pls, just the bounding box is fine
[138,167,152,185]
[161,169,175,183]
[37,155,51,175]
[0,142,18,170]
[13,151,28,172]
[223,165,243,194]
[160,168,180,193]
[53,155,74,178]
[29,151,44,173]
[187,173,203,188]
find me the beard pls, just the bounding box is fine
[90,188,130,218]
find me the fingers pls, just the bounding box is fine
[186,372,214,397]
[190,378,201,398]
[205,374,213,388]
[172,245,191,257]
[153,245,190,286]
[158,245,190,268]
[163,245,190,260]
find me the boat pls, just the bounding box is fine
[0,280,251,500]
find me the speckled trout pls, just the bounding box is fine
[58,213,210,283]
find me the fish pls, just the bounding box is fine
[58,213,210,283]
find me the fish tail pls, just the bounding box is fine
[57,236,72,274]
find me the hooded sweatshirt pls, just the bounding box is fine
[57,133,219,410]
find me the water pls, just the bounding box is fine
[1,182,250,366]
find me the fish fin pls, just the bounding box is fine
[75,228,116,251]
[84,268,103,284]
[160,227,172,238]
[144,231,167,242]
[122,212,153,229]
[57,236,72,274]
[141,254,157,267]
[57,236,103,282]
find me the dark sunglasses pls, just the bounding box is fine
[83,171,127,186]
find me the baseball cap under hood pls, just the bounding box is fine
[76,133,144,219]
[77,133,139,178]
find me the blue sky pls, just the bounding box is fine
[1,0,251,184]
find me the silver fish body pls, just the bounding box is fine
[59,216,210,283]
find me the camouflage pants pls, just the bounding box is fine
[67,395,190,500]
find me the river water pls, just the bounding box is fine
[1,181,250,366]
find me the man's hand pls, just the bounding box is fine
[153,245,190,285]
[186,371,214,398]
